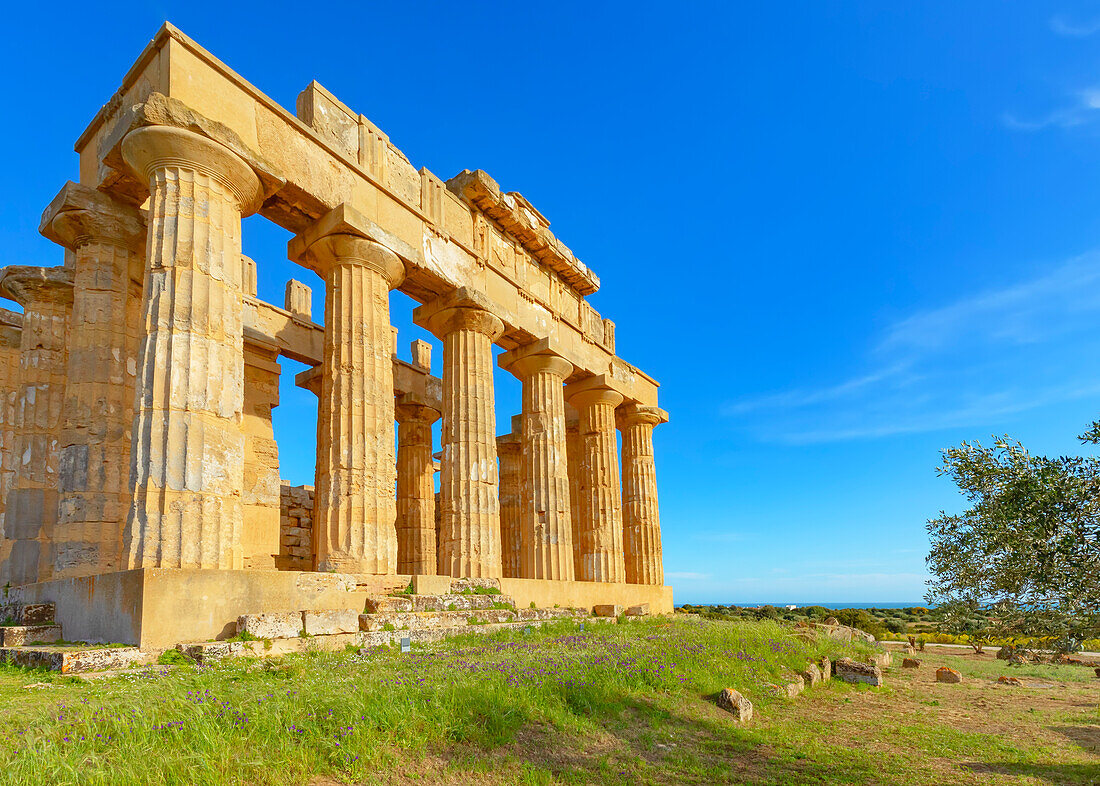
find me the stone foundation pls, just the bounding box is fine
[277,483,314,570]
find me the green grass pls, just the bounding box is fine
[0,618,1093,784]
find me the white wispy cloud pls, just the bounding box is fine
[1001,87,1100,131]
[722,253,1100,443]
[1050,14,1100,37]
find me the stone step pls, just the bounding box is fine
[0,645,147,674]
[448,577,501,594]
[0,602,56,626]
[360,605,588,632]
[0,624,63,647]
[180,608,596,664]
[412,594,515,612]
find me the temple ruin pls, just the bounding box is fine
[0,24,669,651]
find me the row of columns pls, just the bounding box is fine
[0,122,664,588]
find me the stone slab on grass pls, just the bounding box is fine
[592,604,622,618]
[625,603,649,617]
[302,610,359,636]
[936,667,962,684]
[0,646,145,674]
[717,688,753,721]
[800,662,823,686]
[835,657,884,687]
[237,612,302,640]
[0,624,62,647]
[902,657,921,668]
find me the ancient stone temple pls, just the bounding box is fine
[0,24,669,650]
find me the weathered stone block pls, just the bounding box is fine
[593,604,622,617]
[835,657,883,687]
[624,603,649,617]
[237,612,302,640]
[365,596,414,614]
[0,624,62,646]
[799,662,823,686]
[902,657,921,668]
[302,609,359,636]
[936,666,962,684]
[20,603,55,625]
[716,688,752,722]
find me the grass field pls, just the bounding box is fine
[0,616,1095,784]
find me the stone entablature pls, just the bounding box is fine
[0,23,669,624]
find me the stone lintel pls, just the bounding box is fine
[39,181,145,252]
[287,203,420,275]
[242,329,282,372]
[295,360,443,412]
[0,266,75,307]
[0,308,22,329]
[496,432,521,451]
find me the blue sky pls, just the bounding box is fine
[2,2,1099,604]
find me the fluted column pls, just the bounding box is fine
[41,183,145,578]
[395,394,440,574]
[618,404,667,585]
[564,404,584,579]
[496,430,522,578]
[299,233,404,573]
[120,126,263,569]
[0,267,74,586]
[423,306,505,578]
[0,310,22,553]
[500,351,575,581]
[565,382,625,583]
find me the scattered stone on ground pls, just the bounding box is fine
[936,666,962,684]
[624,603,649,617]
[592,605,622,618]
[716,688,753,722]
[902,657,920,668]
[771,672,805,698]
[997,675,1022,686]
[818,655,832,679]
[835,657,884,687]
[800,662,823,686]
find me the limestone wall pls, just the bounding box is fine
[277,483,314,570]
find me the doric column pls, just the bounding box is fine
[565,379,625,583]
[40,183,145,578]
[241,341,282,569]
[418,303,505,578]
[564,403,584,579]
[0,267,74,586]
[496,427,521,578]
[500,347,575,581]
[0,310,22,552]
[293,230,404,573]
[395,393,440,574]
[120,125,263,569]
[618,404,667,586]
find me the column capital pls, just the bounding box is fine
[617,403,669,429]
[413,286,506,342]
[423,306,504,341]
[121,125,264,216]
[289,204,405,285]
[39,182,145,253]
[395,392,441,424]
[498,338,573,380]
[302,233,405,287]
[0,266,74,308]
[564,375,623,409]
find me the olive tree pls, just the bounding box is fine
[926,420,1100,653]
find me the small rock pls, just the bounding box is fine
[819,655,832,679]
[624,603,649,617]
[1094,667,1100,679]
[936,667,962,684]
[823,616,840,626]
[902,657,921,668]
[835,657,884,687]
[770,673,805,698]
[21,682,50,690]
[800,662,823,686]
[997,675,1022,686]
[717,688,753,721]
[869,651,892,668]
